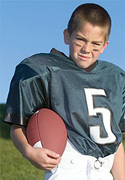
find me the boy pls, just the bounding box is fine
[4,3,125,180]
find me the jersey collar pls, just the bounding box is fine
[50,48,97,72]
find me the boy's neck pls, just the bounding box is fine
[84,62,97,72]
[50,48,96,72]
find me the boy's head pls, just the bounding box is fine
[67,3,111,42]
[64,3,111,70]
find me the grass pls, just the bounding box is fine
[0,104,125,180]
[0,104,45,180]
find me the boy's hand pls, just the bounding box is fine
[26,146,61,170]
[10,125,61,170]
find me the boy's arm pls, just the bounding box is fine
[111,142,125,180]
[10,124,61,170]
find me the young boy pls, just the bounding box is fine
[4,3,125,180]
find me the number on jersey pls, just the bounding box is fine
[84,88,116,144]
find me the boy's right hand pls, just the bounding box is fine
[25,146,61,170]
[10,125,61,171]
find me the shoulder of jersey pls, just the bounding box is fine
[12,53,81,83]
[19,52,79,72]
[98,60,125,75]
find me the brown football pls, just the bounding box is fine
[26,108,67,156]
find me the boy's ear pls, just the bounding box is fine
[63,29,70,45]
[100,41,109,54]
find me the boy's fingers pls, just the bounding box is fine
[45,149,60,159]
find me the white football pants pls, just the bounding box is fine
[45,140,114,180]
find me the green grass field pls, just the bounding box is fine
[0,104,125,180]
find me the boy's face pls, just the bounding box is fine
[64,23,108,69]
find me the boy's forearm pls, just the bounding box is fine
[10,125,31,158]
[111,142,125,180]
[10,124,61,170]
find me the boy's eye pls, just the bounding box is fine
[76,37,86,42]
[76,38,82,42]
[93,42,101,46]
[78,38,83,41]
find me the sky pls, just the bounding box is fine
[0,0,125,103]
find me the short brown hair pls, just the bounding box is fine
[68,3,111,41]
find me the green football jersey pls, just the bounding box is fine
[4,50,125,158]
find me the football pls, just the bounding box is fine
[26,108,67,156]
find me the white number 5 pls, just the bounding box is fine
[84,88,116,144]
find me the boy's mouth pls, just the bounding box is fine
[78,54,90,61]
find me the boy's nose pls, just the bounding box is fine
[81,43,91,53]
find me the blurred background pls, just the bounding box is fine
[0,0,125,103]
[0,1,125,180]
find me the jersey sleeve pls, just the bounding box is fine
[3,63,50,127]
[119,86,125,132]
